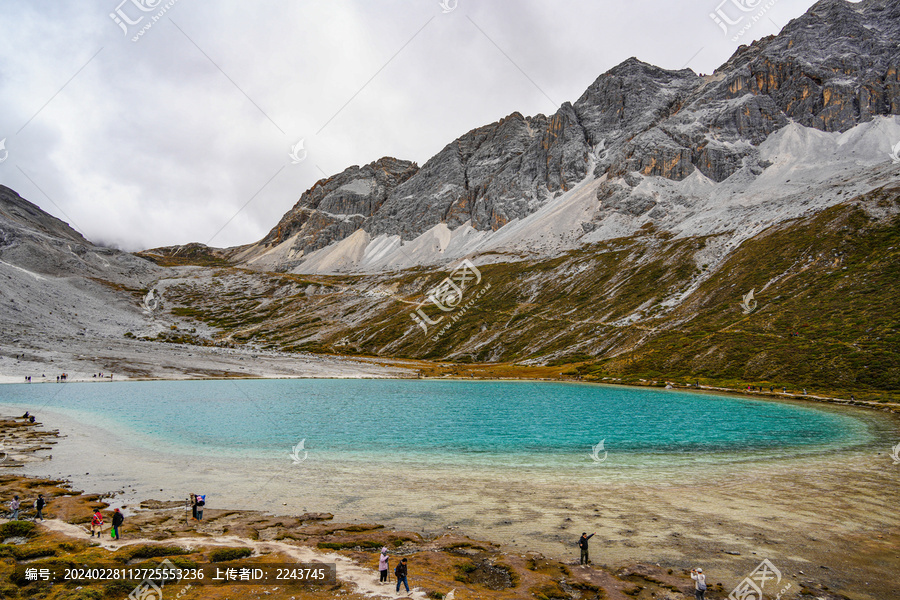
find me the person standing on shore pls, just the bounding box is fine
[691,567,707,600]
[394,558,409,594]
[9,495,20,520]
[578,532,595,565]
[378,547,389,583]
[192,494,205,521]
[34,494,45,520]
[111,508,124,540]
[90,509,104,537]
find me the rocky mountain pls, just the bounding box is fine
[2,0,898,397]
[222,0,900,275]
[0,185,155,281]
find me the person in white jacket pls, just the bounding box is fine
[691,568,707,600]
[378,547,389,583]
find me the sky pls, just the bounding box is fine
[0,0,826,251]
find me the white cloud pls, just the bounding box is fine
[0,0,822,251]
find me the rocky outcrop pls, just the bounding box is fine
[257,156,418,255]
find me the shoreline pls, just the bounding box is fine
[0,419,900,600]
[2,393,898,600]
[3,369,898,418]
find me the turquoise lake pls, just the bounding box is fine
[0,379,875,470]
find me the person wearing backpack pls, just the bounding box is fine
[394,557,409,594]
[90,509,104,537]
[578,532,595,565]
[34,494,46,520]
[691,567,707,599]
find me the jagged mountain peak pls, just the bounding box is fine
[220,0,900,275]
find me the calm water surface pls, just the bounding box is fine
[0,379,875,471]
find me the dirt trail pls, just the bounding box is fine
[38,519,426,599]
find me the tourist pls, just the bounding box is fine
[91,509,104,537]
[379,547,389,583]
[9,495,20,520]
[690,567,707,599]
[190,494,205,520]
[28,415,35,423]
[394,558,409,593]
[578,532,595,565]
[111,508,124,539]
[34,494,45,520]
[21,411,29,419]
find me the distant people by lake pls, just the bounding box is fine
[578,532,595,565]
[379,547,389,583]
[691,568,707,599]
[90,509,104,537]
[394,558,409,593]
[8,495,20,520]
[111,508,124,539]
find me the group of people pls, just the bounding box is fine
[90,508,125,540]
[374,534,706,598]
[579,533,707,599]
[6,494,46,520]
[377,547,410,593]
[21,411,35,423]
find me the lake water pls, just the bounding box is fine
[0,379,874,470]
[3,378,896,568]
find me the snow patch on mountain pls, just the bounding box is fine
[283,116,900,275]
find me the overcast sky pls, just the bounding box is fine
[0,0,824,251]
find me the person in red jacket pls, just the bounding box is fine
[90,509,104,537]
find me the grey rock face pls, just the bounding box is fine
[240,0,900,263]
[0,185,158,282]
[257,156,419,254]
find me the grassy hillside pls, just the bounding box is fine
[151,185,900,400]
